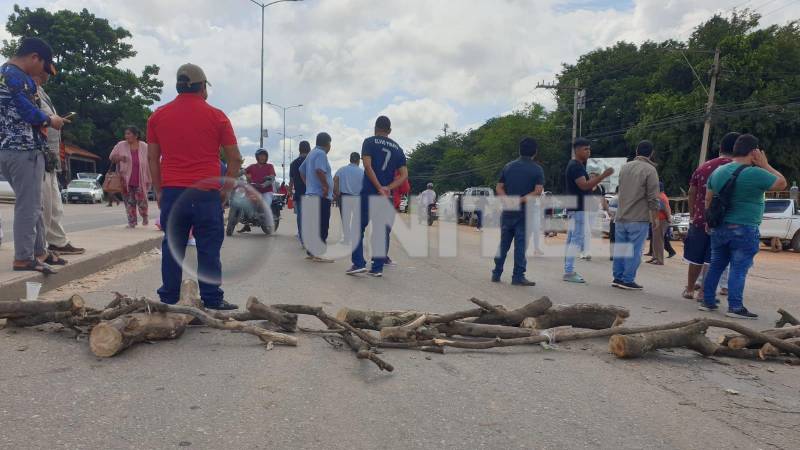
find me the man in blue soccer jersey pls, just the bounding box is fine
[347,116,408,277]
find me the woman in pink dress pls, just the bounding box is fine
[109,126,152,228]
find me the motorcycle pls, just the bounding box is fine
[418,202,437,226]
[226,179,284,236]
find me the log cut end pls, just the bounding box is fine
[69,294,86,313]
[609,334,643,358]
[89,321,126,358]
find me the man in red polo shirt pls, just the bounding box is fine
[147,63,242,310]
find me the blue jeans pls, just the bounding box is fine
[564,211,586,274]
[294,195,303,245]
[702,224,759,311]
[157,188,224,306]
[351,195,394,272]
[612,221,650,283]
[493,213,528,282]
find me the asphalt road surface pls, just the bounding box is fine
[1,211,799,449]
[0,201,157,243]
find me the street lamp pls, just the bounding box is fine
[266,101,303,180]
[277,132,303,164]
[249,0,303,149]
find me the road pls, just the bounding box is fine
[0,201,157,243]
[1,211,799,449]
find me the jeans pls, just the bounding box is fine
[0,150,46,261]
[564,211,586,274]
[612,221,650,283]
[352,195,394,272]
[157,188,224,306]
[303,195,331,257]
[703,224,760,311]
[294,195,303,245]
[493,213,528,282]
[339,193,358,243]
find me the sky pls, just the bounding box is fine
[1,0,798,180]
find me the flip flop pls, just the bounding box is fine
[43,252,68,266]
[13,260,58,275]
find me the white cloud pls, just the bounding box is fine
[11,0,798,153]
[228,104,282,132]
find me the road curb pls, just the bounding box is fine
[0,235,162,301]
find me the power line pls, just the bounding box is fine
[761,0,799,18]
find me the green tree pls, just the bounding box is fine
[2,5,163,169]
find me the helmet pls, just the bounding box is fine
[255,148,268,158]
[427,182,433,189]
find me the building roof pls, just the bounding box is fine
[61,143,101,160]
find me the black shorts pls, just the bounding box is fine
[683,224,711,265]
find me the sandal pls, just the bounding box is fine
[681,288,695,300]
[13,260,58,275]
[43,252,68,266]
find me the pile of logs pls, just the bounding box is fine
[2,282,799,372]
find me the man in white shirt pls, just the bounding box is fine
[417,183,437,223]
[333,152,364,244]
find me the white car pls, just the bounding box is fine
[760,198,800,252]
[0,173,13,202]
[65,179,104,204]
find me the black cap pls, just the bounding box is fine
[16,37,56,75]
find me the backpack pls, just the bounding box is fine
[705,165,747,229]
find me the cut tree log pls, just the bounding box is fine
[609,322,718,358]
[470,296,553,326]
[90,280,203,357]
[381,319,703,350]
[246,297,298,332]
[335,308,424,330]
[704,319,800,358]
[0,295,85,319]
[435,321,537,339]
[89,313,191,357]
[379,315,428,341]
[776,309,800,328]
[718,326,800,349]
[339,332,394,372]
[521,303,629,330]
[759,337,800,360]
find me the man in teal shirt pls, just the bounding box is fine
[700,134,786,319]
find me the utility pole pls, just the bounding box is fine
[698,47,721,166]
[536,79,583,157]
[442,123,449,138]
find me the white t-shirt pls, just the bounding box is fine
[418,189,436,207]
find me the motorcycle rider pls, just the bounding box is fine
[417,182,437,224]
[240,148,276,233]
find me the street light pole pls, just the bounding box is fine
[266,101,302,180]
[278,133,303,168]
[249,0,303,149]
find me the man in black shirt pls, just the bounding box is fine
[563,138,613,283]
[288,140,310,247]
[491,137,545,286]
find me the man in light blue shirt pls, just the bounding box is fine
[334,152,364,244]
[299,132,333,261]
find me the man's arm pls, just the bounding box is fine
[687,185,697,221]
[148,143,162,206]
[705,188,714,210]
[362,155,384,195]
[6,73,50,126]
[315,168,329,197]
[751,149,787,191]
[386,166,408,191]
[333,175,341,198]
[574,167,614,192]
[222,144,243,194]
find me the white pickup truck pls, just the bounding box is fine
[760,199,800,252]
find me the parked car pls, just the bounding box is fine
[0,173,14,202]
[436,191,463,222]
[77,172,103,182]
[760,199,800,252]
[65,179,104,204]
[670,213,691,240]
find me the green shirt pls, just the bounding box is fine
[707,163,777,226]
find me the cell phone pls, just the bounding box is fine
[63,112,77,120]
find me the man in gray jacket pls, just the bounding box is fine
[611,140,660,290]
[34,72,84,255]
